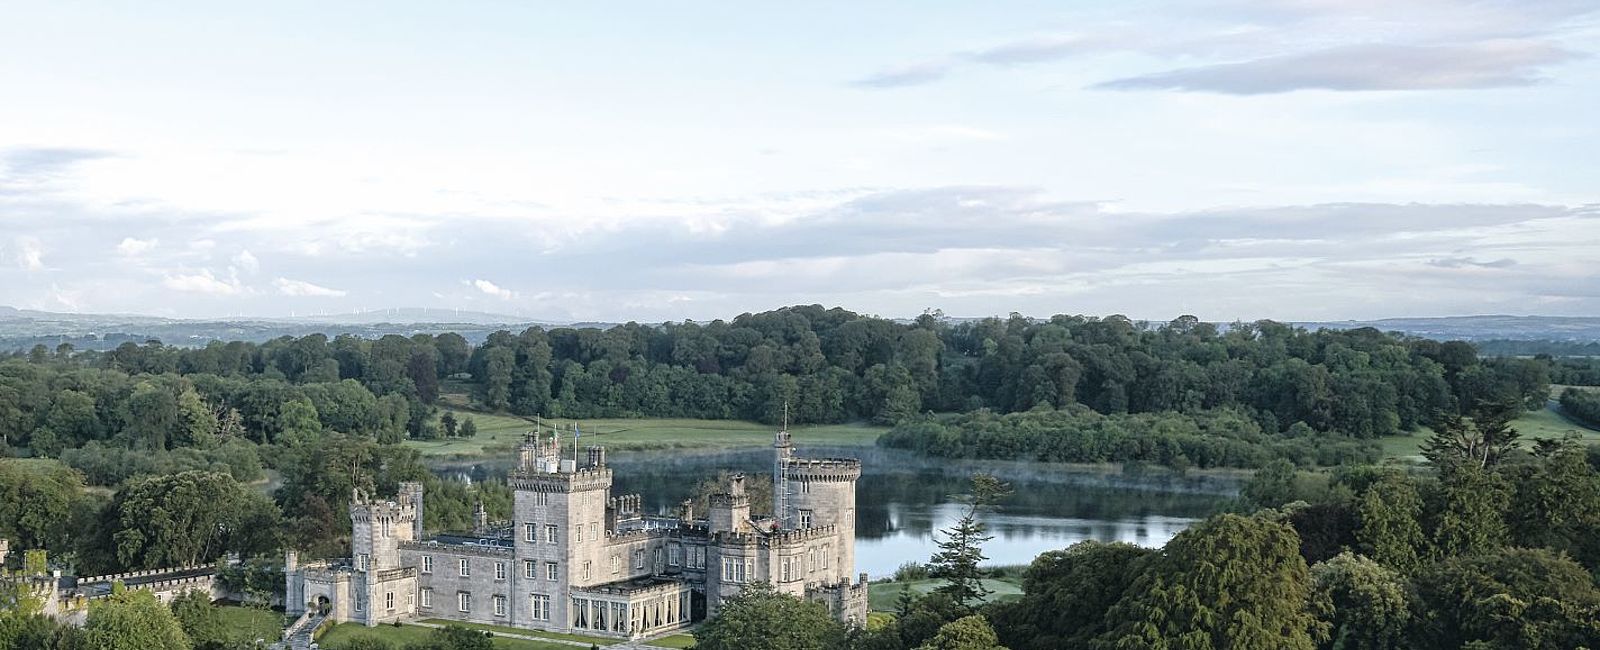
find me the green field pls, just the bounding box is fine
[866,578,1024,612]
[215,605,285,645]
[405,408,886,458]
[317,622,573,650]
[1376,401,1600,462]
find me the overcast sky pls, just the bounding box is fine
[2,1,1598,323]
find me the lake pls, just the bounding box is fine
[435,447,1241,578]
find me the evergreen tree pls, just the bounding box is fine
[1094,513,1325,650]
[695,582,846,650]
[1354,472,1425,573]
[1308,552,1411,650]
[929,474,1011,610]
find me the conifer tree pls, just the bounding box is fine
[930,473,1011,610]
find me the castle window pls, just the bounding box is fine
[524,523,536,543]
[459,558,470,577]
[536,492,549,506]
[458,591,471,613]
[407,593,414,608]
[495,561,506,581]
[614,602,628,632]
[590,522,598,539]
[357,554,370,571]
[610,554,619,574]
[799,509,813,528]
[575,525,584,543]
[545,524,557,543]
[421,588,432,608]
[354,595,364,612]
[572,597,589,628]
[633,549,644,570]
[421,555,433,574]
[524,559,536,579]
[531,594,550,620]
[595,599,608,629]
[493,595,507,617]
[546,561,558,580]
[823,545,831,569]
[582,561,592,581]
[382,517,392,538]
[669,544,682,566]
[385,591,394,611]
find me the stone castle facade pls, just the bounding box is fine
[284,426,869,640]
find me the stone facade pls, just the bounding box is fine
[285,426,869,640]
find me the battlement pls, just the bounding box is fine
[713,523,841,547]
[785,457,862,482]
[510,466,613,493]
[350,500,419,523]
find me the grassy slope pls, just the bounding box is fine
[1377,398,1600,461]
[318,622,573,650]
[215,605,285,644]
[418,619,616,645]
[406,407,885,458]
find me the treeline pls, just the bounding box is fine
[879,407,1382,469]
[0,434,513,575]
[1561,387,1600,428]
[466,307,1549,436]
[1475,338,1600,358]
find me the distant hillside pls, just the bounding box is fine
[1297,315,1600,342]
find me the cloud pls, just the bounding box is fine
[1427,256,1518,269]
[116,237,158,256]
[273,277,347,297]
[232,249,260,274]
[848,61,953,88]
[1093,41,1579,94]
[162,270,240,295]
[966,35,1101,65]
[12,237,46,271]
[472,279,515,300]
[0,147,113,182]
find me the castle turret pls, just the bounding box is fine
[709,474,751,535]
[784,458,861,584]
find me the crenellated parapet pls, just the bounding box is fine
[510,466,613,493]
[711,523,841,548]
[400,539,514,558]
[785,458,862,482]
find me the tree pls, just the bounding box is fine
[1094,513,1325,650]
[989,541,1152,650]
[83,589,190,650]
[929,474,1010,610]
[170,590,228,650]
[1421,410,1519,470]
[694,582,846,650]
[1427,464,1509,560]
[440,411,459,438]
[917,616,1008,650]
[1414,548,1600,649]
[93,470,280,570]
[459,417,478,438]
[1308,553,1411,650]
[276,397,323,447]
[1242,459,1298,509]
[1354,472,1425,573]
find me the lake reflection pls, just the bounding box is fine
[434,447,1240,578]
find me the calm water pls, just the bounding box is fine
[435,447,1240,578]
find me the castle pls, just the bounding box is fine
[284,425,869,640]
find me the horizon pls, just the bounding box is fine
[3,2,1599,322]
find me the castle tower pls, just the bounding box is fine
[399,481,425,541]
[350,488,420,625]
[784,458,862,585]
[773,421,793,528]
[510,454,614,630]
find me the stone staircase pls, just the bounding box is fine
[272,610,327,650]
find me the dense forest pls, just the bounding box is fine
[0,305,1584,577]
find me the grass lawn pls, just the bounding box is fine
[406,407,886,458]
[215,605,284,644]
[418,619,616,646]
[1376,401,1600,462]
[649,633,697,648]
[317,622,573,650]
[867,578,1023,612]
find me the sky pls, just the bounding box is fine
[1,1,1598,323]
